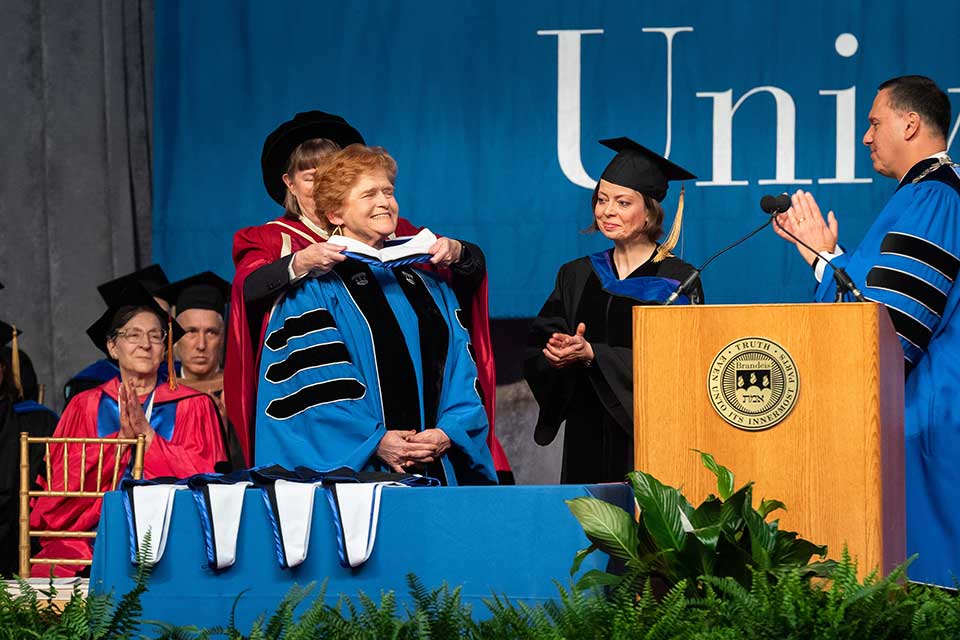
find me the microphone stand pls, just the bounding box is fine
[772,216,867,302]
[662,217,774,305]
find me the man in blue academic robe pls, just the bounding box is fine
[775,75,960,586]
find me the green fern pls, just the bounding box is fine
[96,528,154,639]
[353,589,402,639]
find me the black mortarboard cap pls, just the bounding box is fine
[261,110,365,206]
[0,321,21,347]
[155,271,230,315]
[598,137,696,202]
[97,264,170,306]
[87,282,184,356]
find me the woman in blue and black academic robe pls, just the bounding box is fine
[255,144,496,486]
[525,138,703,484]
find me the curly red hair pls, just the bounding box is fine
[312,144,398,230]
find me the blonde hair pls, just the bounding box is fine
[283,138,342,219]
[312,145,398,230]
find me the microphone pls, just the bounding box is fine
[762,193,867,302]
[662,215,774,306]
[760,194,792,214]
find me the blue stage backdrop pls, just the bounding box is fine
[154,1,960,318]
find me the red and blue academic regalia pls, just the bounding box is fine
[29,378,225,576]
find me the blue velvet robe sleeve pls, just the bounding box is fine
[424,275,497,485]
[255,278,387,471]
[815,180,960,367]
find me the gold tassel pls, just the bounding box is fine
[10,324,23,401]
[654,185,685,263]
[167,315,177,391]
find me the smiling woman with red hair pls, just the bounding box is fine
[254,145,496,486]
[225,113,511,483]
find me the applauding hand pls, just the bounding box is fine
[118,379,156,448]
[773,189,839,266]
[543,322,595,369]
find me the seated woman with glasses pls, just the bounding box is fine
[30,283,225,576]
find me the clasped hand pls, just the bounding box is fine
[117,379,156,448]
[543,322,594,369]
[376,429,452,473]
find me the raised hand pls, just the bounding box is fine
[117,381,137,440]
[120,379,156,447]
[773,189,839,266]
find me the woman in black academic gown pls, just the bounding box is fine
[524,137,703,484]
[0,323,57,576]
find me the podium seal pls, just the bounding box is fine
[707,337,799,431]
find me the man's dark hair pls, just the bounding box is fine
[878,75,952,140]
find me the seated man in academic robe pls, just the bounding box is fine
[156,271,244,469]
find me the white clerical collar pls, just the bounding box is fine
[899,151,950,182]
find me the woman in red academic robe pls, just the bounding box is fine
[30,284,225,576]
[224,111,511,481]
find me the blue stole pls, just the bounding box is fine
[588,250,690,305]
[343,251,432,268]
[13,400,59,419]
[341,235,433,268]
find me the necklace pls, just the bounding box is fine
[911,154,956,184]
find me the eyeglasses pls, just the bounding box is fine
[113,328,167,345]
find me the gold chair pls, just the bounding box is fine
[18,432,145,577]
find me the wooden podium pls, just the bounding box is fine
[633,303,905,574]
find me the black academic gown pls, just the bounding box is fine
[0,398,58,577]
[525,249,702,484]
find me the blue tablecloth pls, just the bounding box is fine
[89,483,631,629]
